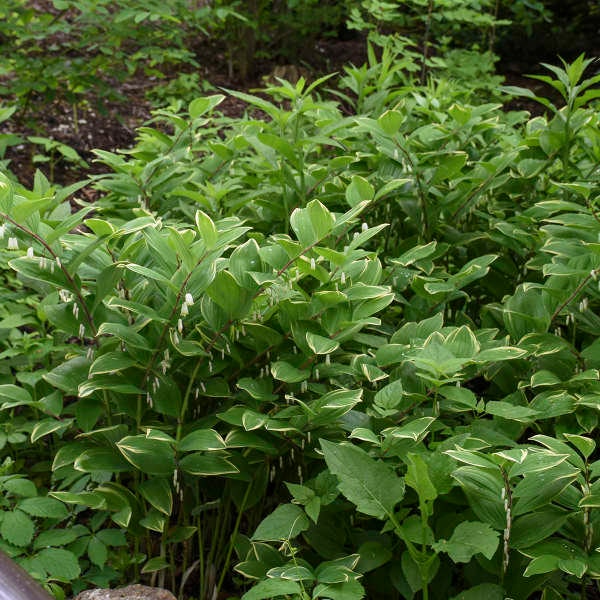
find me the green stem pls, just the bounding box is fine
[177,357,203,442]
[550,270,597,324]
[197,515,205,600]
[420,0,434,85]
[215,481,252,595]
[0,213,97,335]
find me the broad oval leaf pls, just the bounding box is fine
[117,435,175,476]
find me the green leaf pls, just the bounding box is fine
[117,435,175,476]
[512,465,578,516]
[374,379,403,410]
[206,270,252,319]
[75,448,132,473]
[237,378,277,401]
[433,521,499,563]
[405,453,437,502]
[141,556,170,574]
[431,152,468,184]
[451,466,505,529]
[195,210,218,249]
[9,256,71,289]
[271,361,309,383]
[34,528,84,549]
[290,199,335,246]
[523,555,560,577]
[320,440,405,520]
[266,564,314,582]
[1,509,34,547]
[49,491,106,510]
[306,331,339,355]
[90,352,137,376]
[252,504,309,541]
[241,579,302,600]
[178,429,226,452]
[438,385,477,411]
[3,478,37,498]
[485,401,538,422]
[387,417,436,441]
[450,583,505,600]
[503,286,551,339]
[140,507,166,533]
[357,541,393,573]
[189,94,225,119]
[563,434,595,459]
[378,110,404,135]
[43,356,90,394]
[0,384,32,405]
[558,558,586,578]
[31,418,74,443]
[179,453,239,476]
[139,478,173,516]
[511,508,569,549]
[394,241,438,267]
[475,346,528,362]
[313,580,366,600]
[17,497,68,519]
[87,536,108,567]
[96,322,151,350]
[346,176,374,208]
[36,548,80,581]
[96,529,126,546]
[257,133,301,170]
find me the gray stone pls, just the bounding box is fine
[74,584,176,600]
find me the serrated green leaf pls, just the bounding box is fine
[37,547,80,581]
[320,440,405,519]
[18,497,68,519]
[1,510,34,547]
[87,536,108,567]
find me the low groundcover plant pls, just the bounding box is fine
[0,43,599,600]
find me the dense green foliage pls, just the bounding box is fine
[1,2,600,600]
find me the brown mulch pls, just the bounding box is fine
[0,34,367,189]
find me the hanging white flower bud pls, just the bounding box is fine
[180,301,189,316]
[185,292,194,305]
[177,318,183,333]
[26,247,34,259]
[7,237,18,250]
